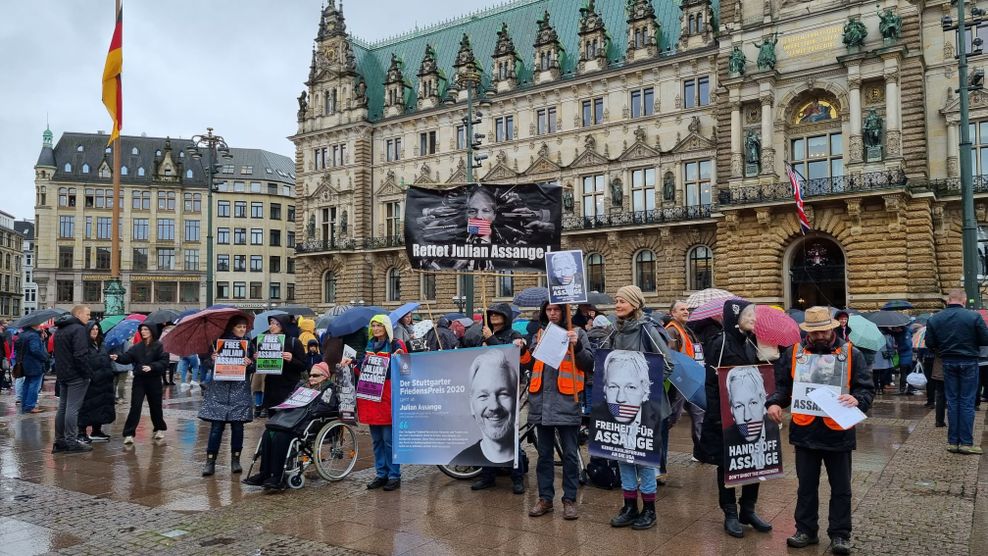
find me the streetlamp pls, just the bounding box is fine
[455,68,490,316]
[452,295,466,313]
[944,2,986,308]
[187,128,232,308]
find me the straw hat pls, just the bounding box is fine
[798,306,840,332]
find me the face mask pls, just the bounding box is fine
[737,418,763,440]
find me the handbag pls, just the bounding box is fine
[906,362,928,390]
[11,361,23,379]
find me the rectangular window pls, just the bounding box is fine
[156,219,175,241]
[234,201,247,219]
[331,144,346,167]
[419,130,437,155]
[683,160,713,207]
[85,216,92,239]
[96,217,112,239]
[184,193,201,212]
[157,191,176,211]
[495,116,514,142]
[250,228,263,245]
[132,248,148,271]
[233,255,246,272]
[287,205,296,222]
[249,281,262,299]
[250,202,263,218]
[217,201,230,217]
[184,220,200,242]
[287,230,295,247]
[630,87,655,118]
[270,203,282,220]
[287,258,295,274]
[250,255,262,272]
[683,76,711,108]
[287,283,295,301]
[132,218,149,241]
[130,281,151,303]
[234,228,246,245]
[58,246,73,270]
[270,230,281,247]
[582,174,606,218]
[269,282,281,300]
[57,280,74,303]
[386,137,402,161]
[456,126,466,150]
[179,282,199,303]
[270,256,281,273]
[216,282,230,300]
[385,201,401,237]
[536,107,558,135]
[582,97,604,127]
[420,273,436,300]
[58,216,74,238]
[217,227,230,244]
[184,249,199,271]
[157,248,175,270]
[95,247,111,270]
[156,282,177,304]
[233,281,246,299]
[631,168,656,212]
[216,254,229,272]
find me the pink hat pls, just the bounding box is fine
[310,362,331,378]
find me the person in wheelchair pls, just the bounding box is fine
[242,362,338,491]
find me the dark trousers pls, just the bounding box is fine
[534,424,579,503]
[259,429,293,480]
[479,441,525,481]
[930,379,947,425]
[716,465,759,512]
[924,361,935,405]
[55,377,89,444]
[122,374,167,437]
[207,421,244,454]
[979,365,988,403]
[794,447,853,540]
[898,363,913,392]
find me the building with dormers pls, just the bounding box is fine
[33,129,297,314]
[292,0,988,313]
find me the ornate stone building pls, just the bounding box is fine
[0,210,24,321]
[292,0,983,313]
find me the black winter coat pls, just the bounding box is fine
[258,335,306,410]
[79,331,116,427]
[425,319,458,351]
[54,316,91,382]
[483,304,524,348]
[115,341,170,377]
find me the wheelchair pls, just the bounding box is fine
[246,415,359,490]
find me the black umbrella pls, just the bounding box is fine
[586,291,613,306]
[882,299,914,311]
[144,309,179,327]
[513,287,549,307]
[10,308,67,329]
[280,305,317,317]
[865,310,911,328]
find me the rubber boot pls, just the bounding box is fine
[723,504,744,538]
[231,451,243,474]
[202,453,216,477]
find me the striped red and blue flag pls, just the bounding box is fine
[467,217,491,236]
[608,403,639,421]
[786,163,812,234]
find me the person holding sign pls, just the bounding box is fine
[199,316,254,477]
[350,314,406,492]
[766,306,874,555]
[698,299,775,539]
[255,315,306,414]
[599,285,673,531]
[521,302,594,521]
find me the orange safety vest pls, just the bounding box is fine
[522,329,585,395]
[790,343,853,431]
[665,320,697,359]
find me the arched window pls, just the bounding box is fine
[81,163,90,174]
[98,165,110,178]
[634,250,656,293]
[64,163,72,172]
[121,165,128,175]
[137,166,145,176]
[687,245,713,291]
[386,268,401,302]
[323,271,337,303]
[186,169,193,179]
[131,147,139,155]
[76,145,84,152]
[586,253,605,293]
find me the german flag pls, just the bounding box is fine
[101,2,122,144]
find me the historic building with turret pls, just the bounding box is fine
[292,0,988,313]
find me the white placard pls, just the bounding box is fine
[531,323,570,370]
[806,388,867,429]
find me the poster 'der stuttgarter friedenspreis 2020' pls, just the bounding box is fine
[403,183,562,272]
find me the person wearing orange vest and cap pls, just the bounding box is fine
[665,300,706,461]
[523,301,594,521]
[766,306,874,555]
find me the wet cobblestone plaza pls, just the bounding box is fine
[0,380,984,556]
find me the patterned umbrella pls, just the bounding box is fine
[753,305,801,347]
[162,307,254,357]
[848,314,885,351]
[687,296,743,322]
[513,287,549,308]
[912,326,927,350]
[412,319,434,339]
[685,288,735,310]
[104,316,147,352]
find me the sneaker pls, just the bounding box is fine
[947,444,961,453]
[831,536,852,555]
[786,531,820,548]
[77,434,92,444]
[511,477,525,495]
[123,436,135,445]
[382,478,401,491]
[190,381,200,389]
[153,430,165,440]
[88,432,110,442]
[64,442,93,453]
[959,445,984,455]
[51,441,67,454]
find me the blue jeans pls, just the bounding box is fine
[178,355,201,382]
[618,463,657,494]
[943,359,979,446]
[206,421,244,454]
[14,376,24,400]
[369,425,400,479]
[21,375,43,412]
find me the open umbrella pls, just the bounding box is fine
[251,310,289,338]
[327,304,354,317]
[389,302,420,325]
[412,319,434,339]
[753,306,801,347]
[98,314,127,333]
[513,287,549,308]
[688,296,743,322]
[104,318,145,351]
[865,310,911,328]
[144,309,179,327]
[443,312,467,321]
[668,351,706,409]
[280,305,316,317]
[162,307,253,357]
[511,319,531,335]
[848,314,885,351]
[586,291,613,306]
[10,308,67,329]
[326,306,387,338]
[316,312,335,330]
[173,308,200,324]
[882,299,914,311]
[685,288,734,310]
[786,309,806,324]
[912,326,927,350]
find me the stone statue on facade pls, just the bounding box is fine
[663,171,675,202]
[745,130,761,165]
[754,34,778,71]
[354,79,367,107]
[340,210,348,235]
[878,8,902,41]
[610,178,624,207]
[728,45,746,75]
[842,17,867,49]
[297,91,308,121]
[306,213,316,240]
[863,110,883,147]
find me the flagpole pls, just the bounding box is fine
[103,0,126,316]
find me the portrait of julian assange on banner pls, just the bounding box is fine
[545,249,588,304]
[392,345,520,467]
[589,349,667,467]
[404,183,562,272]
[718,365,784,487]
[791,351,849,417]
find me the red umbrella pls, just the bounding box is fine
[753,305,801,347]
[161,307,253,356]
[978,310,988,325]
[687,296,743,322]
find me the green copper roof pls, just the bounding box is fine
[349,0,717,121]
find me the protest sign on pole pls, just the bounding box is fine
[335,363,358,423]
[213,339,248,382]
[545,249,588,304]
[404,183,561,272]
[355,354,389,402]
[392,345,519,466]
[588,349,666,467]
[255,334,285,375]
[718,364,784,486]
[791,351,848,417]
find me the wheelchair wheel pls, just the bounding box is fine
[437,464,483,480]
[288,471,305,490]
[314,421,358,481]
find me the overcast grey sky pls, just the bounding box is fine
[0,0,494,221]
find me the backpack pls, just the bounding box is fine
[586,456,621,490]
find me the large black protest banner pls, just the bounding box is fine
[404,183,562,272]
[717,365,784,486]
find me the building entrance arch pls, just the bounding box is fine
[786,234,847,309]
